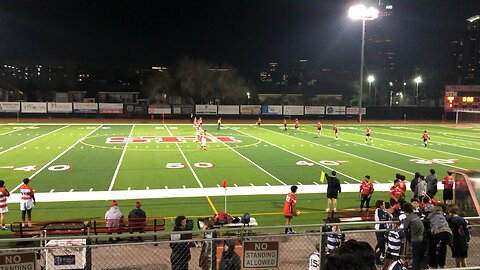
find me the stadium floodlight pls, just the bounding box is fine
[367,75,374,105]
[349,4,379,122]
[414,76,422,105]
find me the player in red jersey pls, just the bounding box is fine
[294,118,299,134]
[317,121,322,136]
[0,180,10,230]
[442,171,455,204]
[283,118,288,131]
[19,178,36,227]
[365,126,372,143]
[333,124,339,140]
[283,185,298,234]
[359,175,374,211]
[257,117,262,127]
[421,130,430,147]
[389,179,403,207]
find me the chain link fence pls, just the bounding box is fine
[0,218,479,269]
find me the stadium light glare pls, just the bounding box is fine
[414,76,422,105]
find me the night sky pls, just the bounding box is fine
[0,0,478,74]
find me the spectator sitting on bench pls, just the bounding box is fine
[128,201,146,241]
[105,200,124,242]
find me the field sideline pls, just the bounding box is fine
[0,121,478,224]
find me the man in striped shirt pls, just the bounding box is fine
[0,180,10,230]
[326,218,345,255]
[382,217,405,270]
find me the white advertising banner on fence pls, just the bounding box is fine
[148,107,171,114]
[195,105,218,115]
[325,106,346,115]
[218,105,239,115]
[262,105,282,115]
[283,105,304,115]
[305,106,325,115]
[73,103,98,113]
[0,102,20,112]
[99,103,123,114]
[47,103,73,113]
[346,107,366,115]
[240,105,261,115]
[21,102,47,113]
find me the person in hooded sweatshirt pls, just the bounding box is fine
[105,200,124,242]
[219,239,241,270]
[410,172,421,199]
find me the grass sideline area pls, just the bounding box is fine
[0,121,477,236]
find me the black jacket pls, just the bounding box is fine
[170,226,191,267]
[326,175,341,193]
[219,240,241,270]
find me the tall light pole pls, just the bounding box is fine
[247,92,251,104]
[349,5,379,123]
[414,76,422,106]
[367,75,374,105]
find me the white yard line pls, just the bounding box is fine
[215,135,287,186]
[0,127,28,136]
[11,125,103,193]
[230,127,361,183]
[0,125,69,156]
[272,129,414,176]
[164,124,204,188]
[108,125,135,191]
[298,129,469,171]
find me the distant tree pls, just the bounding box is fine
[144,70,174,104]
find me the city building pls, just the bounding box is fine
[451,15,480,84]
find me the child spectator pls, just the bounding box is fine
[374,200,390,265]
[387,255,410,270]
[448,206,470,268]
[326,218,345,255]
[382,217,405,270]
[308,243,320,270]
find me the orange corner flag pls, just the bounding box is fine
[222,179,227,189]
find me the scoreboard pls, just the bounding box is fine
[444,85,480,112]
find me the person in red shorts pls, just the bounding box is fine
[283,185,298,234]
[442,171,455,204]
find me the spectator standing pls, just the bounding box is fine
[105,200,124,242]
[415,175,427,202]
[170,215,191,270]
[0,180,10,230]
[427,206,452,269]
[401,203,424,270]
[382,217,405,270]
[426,169,438,199]
[282,185,298,234]
[410,172,421,199]
[359,175,374,211]
[326,220,345,255]
[442,171,455,204]
[389,180,403,207]
[219,239,241,270]
[326,171,341,212]
[309,243,320,270]
[19,178,35,228]
[128,201,146,241]
[374,200,390,265]
[199,219,217,270]
[448,207,470,268]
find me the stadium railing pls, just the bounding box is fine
[1,218,479,269]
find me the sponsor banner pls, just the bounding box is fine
[21,102,47,113]
[195,104,217,114]
[218,105,239,115]
[305,106,325,115]
[148,106,171,114]
[47,103,73,113]
[240,105,261,115]
[73,103,98,113]
[125,104,148,115]
[325,106,346,115]
[261,105,282,115]
[0,102,21,112]
[283,105,304,115]
[346,107,366,115]
[180,106,194,114]
[99,103,123,114]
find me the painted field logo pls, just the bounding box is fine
[409,159,457,165]
[106,136,241,144]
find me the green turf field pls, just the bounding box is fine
[0,121,478,231]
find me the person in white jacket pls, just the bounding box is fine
[105,200,124,242]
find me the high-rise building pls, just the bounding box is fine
[451,15,480,84]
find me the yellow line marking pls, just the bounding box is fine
[206,196,219,215]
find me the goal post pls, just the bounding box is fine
[455,110,480,124]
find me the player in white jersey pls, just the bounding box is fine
[195,123,201,142]
[200,130,207,150]
[308,243,320,270]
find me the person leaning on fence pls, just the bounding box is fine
[128,201,146,241]
[447,206,470,268]
[170,215,191,270]
[219,239,241,270]
[401,202,424,270]
[427,205,452,269]
[0,180,10,230]
[323,239,376,270]
[325,218,345,255]
[19,178,35,228]
[382,217,405,270]
[105,200,124,242]
[199,219,217,270]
